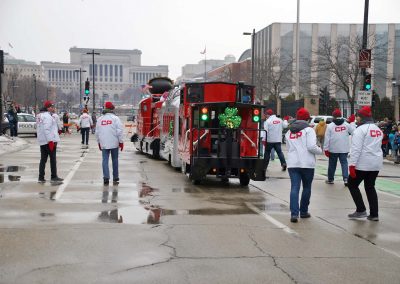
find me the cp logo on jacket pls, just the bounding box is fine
[289,132,303,139]
[101,120,112,126]
[370,129,382,137]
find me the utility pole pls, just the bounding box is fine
[0,50,4,135]
[33,74,37,114]
[86,50,100,111]
[295,0,300,100]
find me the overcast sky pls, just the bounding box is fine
[0,0,399,80]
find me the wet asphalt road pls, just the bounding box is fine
[0,132,400,284]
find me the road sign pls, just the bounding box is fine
[359,49,371,68]
[357,90,372,106]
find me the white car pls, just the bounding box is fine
[3,113,37,136]
[310,115,333,128]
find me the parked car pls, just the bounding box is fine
[2,113,37,136]
[310,115,333,128]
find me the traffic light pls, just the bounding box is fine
[200,107,209,121]
[252,108,261,122]
[84,79,90,95]
[364,74,372,91]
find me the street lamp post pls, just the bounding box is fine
[243,29,255,85]
[74,68,87,109]
[392,77,400,123]
[33,74,37,114]
[86,50,100,111]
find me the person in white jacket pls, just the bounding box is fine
[323,109,355,186]
[285,108,322,223]
[347,106,383,221]
[263,109,288,171]
[36,101,63,183]
[78,109,93,147]
[96,102,124,185]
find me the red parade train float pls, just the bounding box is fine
[132,77,267,186]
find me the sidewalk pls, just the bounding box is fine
[0,136,29,156]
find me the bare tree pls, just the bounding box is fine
[311,34,389,114]
[254,48,293,103]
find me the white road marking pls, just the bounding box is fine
[245,202,298,236]
[53,150,88,200]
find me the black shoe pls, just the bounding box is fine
[38,178,46,183]
[300,213,311,218]
[282,164,287,171]
[367,215,379,221]
[113,178,119,185]
[290,216,298,223]
[103,178,109,185]
[51,177,64,182]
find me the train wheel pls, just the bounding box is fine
[239,173,250,186]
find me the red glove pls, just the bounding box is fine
[348,114,355,123]
[349,165,356,179]
[98,143,102,151]
[262,141,266,147]
[283,116,289,121]
[119,143,124,151]
[58,130,62,135]
[324,150,330,157]
[48,141,55,152]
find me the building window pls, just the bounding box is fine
[115,65,118,77]
[48,70,51,80]
[105,65,108,76]
[89,64,92,76]
[110,64,113,77]
[100,64,103,76]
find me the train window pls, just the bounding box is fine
[193,109,199,128]
[187,85,204,103]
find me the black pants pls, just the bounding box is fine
[9,122,18,137]
[39,143,58,179]
[348,170,379,217]
[81,127,90,145]
[264,142,286,168]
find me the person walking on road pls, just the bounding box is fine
[78,109,93,147]
[96,102,124,186]
[91,111,97,134]
[36,101,63,183]
[347,106,383,221]
[324,109,355,186]
[263,109,288,171]
[285,108,322,223]
[315,119,327,148]
[6,102,18,138]
[62,112,70,135]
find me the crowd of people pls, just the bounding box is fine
[263,106,385,223]
[34,100,124,186]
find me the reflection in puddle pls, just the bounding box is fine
[0,165,26,172]
[0,174,21,183]
[139,182,159,198]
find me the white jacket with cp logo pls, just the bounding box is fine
[349,123,383,171]
[95,113,124,149]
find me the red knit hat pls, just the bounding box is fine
[332,108,342,118]
[296,108,310,120]
[104,101,115,110]
[44,100,54,108]
[266,109,274,115]
[357,106,372,117]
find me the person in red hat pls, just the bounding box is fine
[347,106,383,221]
[96,102,124,185]
[262,108,288,171]
[36,100,63,183]
[323,108,355,186]
[285,108,322,223]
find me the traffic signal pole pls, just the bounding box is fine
[361,0,369,82]
[86,50,100,111]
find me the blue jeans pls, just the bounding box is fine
[264,142,286,167]
[288,168,314,217]
[327,153,348,182]
[102,148,119,180]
